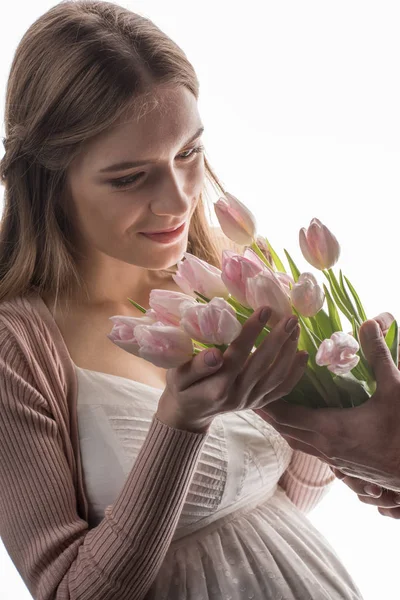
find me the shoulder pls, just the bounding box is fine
[0,291,73,403]
[0,292,56,359]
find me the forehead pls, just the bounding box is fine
[76,86,201,173]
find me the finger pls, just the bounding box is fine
[378,507,400,519]
[331,467,346,480]
[340,476,383,498]
[359,319,399,383]
[174,346,225,390]
[179,305,271,389]
[373,312,395,336]
[221,306,273,374]
[241,315,300,382]
[255,350,309,404]
[357,489,400,509]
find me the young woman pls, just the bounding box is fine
[0,2,363,598]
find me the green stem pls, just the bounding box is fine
[250,241,274,271]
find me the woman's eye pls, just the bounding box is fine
[178,145,204,160]
[109,145,204,189]
[110,172,144,189]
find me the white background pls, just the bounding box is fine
[1,1,399,598]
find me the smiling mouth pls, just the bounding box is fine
[140,222,186,243]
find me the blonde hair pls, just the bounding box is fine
[0,0,226,316]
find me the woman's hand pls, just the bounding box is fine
[156,307,308,433]
[253,316,400,491]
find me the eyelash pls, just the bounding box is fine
[110,145,205,189]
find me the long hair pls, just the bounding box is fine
[0,0,226,316]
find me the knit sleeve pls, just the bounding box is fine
[278,450,335,513]
[0,323,208,600]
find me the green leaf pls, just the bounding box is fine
[285,372,325,408]
[333,373,371,407]
[284,249,301,282]
[127,298,147,313]
[262,236,287,273]
[249,241,274,270]
[323,284,342,332]
[323,271,353,322]
[343,275,368,322]
[194,291,211,303]
[296,314,341,406]
[385,320,399,368]
[310,309,334,340]
[339,271,362,325]
[226,296,253,317]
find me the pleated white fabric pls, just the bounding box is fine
[75,366,363,600]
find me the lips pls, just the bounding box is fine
[140,222,186,244]
[142,223,184,234]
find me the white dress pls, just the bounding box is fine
[75,365,363,600]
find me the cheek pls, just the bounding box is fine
[186,158,206,197]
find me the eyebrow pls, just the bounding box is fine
[98,126,205,173]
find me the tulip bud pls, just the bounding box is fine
[290,272,325,317]
[172,252,229,299]
[149,289,197,327]
[108,315,194,368]
[316,331,360,376]
[275,272,295,296]
[221,249,264,306]
[245,270,293,326]
[255,235,273,265]
[214,192,257,246]
[180,296,242,345]
[299,218,340,270]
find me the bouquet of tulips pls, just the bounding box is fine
[107,192,399,409]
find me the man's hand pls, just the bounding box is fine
[254,317,400,492]
[330,468,400,518]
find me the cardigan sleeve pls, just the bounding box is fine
[0,322,208,600]
[278,450,335,513]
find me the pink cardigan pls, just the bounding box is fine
[0,289,334,600]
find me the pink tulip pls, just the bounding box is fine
[180,296,242,345]
[316,332,360,376]
[245,270,293,326]
[290,272,325,317]
[221,249,265,306]
[107,313,157,354]
[149,289,197,327]
[275,272,295,296]
[108,315,194,368]
[255,235,273,265]
[173,252,229,299]
[243,247,269,270]
[299,218,341,270]
[243,248,294,295]
[214,192,257,246]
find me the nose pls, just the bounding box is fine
[150,167,192,218]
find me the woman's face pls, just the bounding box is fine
[66,85,205,276]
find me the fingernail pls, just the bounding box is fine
[204,351,218,366]
[259,307,271,323]
[285,316,298,332]
[364,484,382,497]
[290,324,300,341]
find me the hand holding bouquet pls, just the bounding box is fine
[107,192,399,409]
